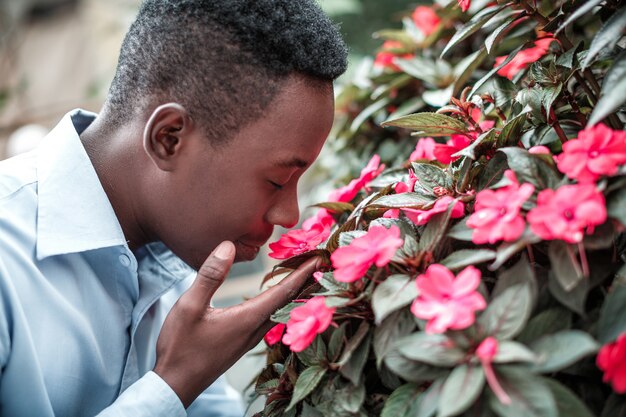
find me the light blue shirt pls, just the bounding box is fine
[0,110,245,416]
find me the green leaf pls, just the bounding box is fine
[371,192,436,209]
[447,219,473,241]
[287,365,327,410]
[438,364,485,417]
[469,44,525,97]
[328,322,347,362]
[489,367,557,417]
[384,348,448,383]
[530,330,599,373]
[499,147,560,190]
[312,201,354,214]
[608,184,626,227]
[440,249,496,271]
[411,162,454,195]
[548,270,589,315]
[372,274,418,324]
[548,241,584,291]
[480,283,533,340]
[337,321,370,366]
[485,15,519,54]
[517,308,572,345]
[589,50,626,126]
[338,230,367,247]
[489,229,541,271]
[381,383,422,417]
[339,332,371,386]
[418,206,458,253]
[374,309,416,367]
[555,0,603,35]
[452,129,497,160]
[395,333,465,367]
[541,84,562,116]
[350,97,392,133]
[453,48,488,95]
[582,7,626,69]
[271,302,300,323]
[542,378,595,417]
[441,4,510,57]
[381,113,468,137]
[497,113,527,148]
[598,285,626,343]
[601,393,626,417]
[337,380,366,413]
[494,341,537,364]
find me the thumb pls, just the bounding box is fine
[186,241,236,309]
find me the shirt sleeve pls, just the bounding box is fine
[186,375,245,417]
[95,371,186,417]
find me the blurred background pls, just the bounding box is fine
[0,0,416,413]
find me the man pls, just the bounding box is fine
[0,0,347,415]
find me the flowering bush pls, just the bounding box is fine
[253,0,626,416]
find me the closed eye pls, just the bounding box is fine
[268,180,284,190]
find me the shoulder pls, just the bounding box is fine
[0,151,38,203]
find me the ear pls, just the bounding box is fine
[143,103,195,171]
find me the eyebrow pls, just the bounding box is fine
[275,157,310,169]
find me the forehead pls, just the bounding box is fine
[223,77,335,167]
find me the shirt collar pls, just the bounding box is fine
[36,109,127,259]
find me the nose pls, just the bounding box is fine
[267,189,300,229]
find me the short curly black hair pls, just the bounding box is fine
[105,0,348,142]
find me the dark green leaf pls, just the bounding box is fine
[517,308,572,345]
[439,364,485,417]
[489,367,557,417]
[598,285,626,343]
[418,206,457,253]
[491,254,537,301]
[589,50,626,126]
[470,44,525,97]
[371,192,436,209]
[542,378,595,417]
[340,332,371,386]
[480,283,533,340]
[287,365,327,410]
[328,322,347,362]
[530,330,599,373]
[448,218,474,241]
[453,48,488,95]
[548,270,589,315]
[608,175,626,228]
[601,393,626,417]
[440,249,496,271]
[541,84,562,116]
[485,15,520,54]
[374,309,416,367]
[555,0,603,34]
[548,241,584,291]
[384,349,448,382]
[337,380,366,413]
[493,341,537,364]
[381,112,468,137]
[372,274,419,324]
[441,4,511,57]
[497,113,527,148]
[381,383,422,417]
[452,129,497,160]
[312,201,354,214]
[395,332,465,366]
[410,162,454,195]
[582,7,626,69]
[271,302,300,323]
[337,321,370,366]
[500,147,560,190]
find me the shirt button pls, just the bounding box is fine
[119,254,131,267]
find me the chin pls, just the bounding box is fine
[234,240,261,262]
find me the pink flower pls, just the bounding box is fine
[411,264,486,334]
[467,170,535,244]
[331,225,403,282]
[529,145,551,155]
[527,184,607,243]
[495,37,555,80]
[394,170,418,194]
[385,196,464,225]
[268,212,333,259]
[476,337,512,405]
[457,0,471,12]
[264,323,286,346]
[374,41,414,72]
[434,134,471,164]
[282,297,335,352]
[328,155,385,203]
[410,138,437,161]
[556,124,626,183]
[412,6,441,36]
[597,333,626,394]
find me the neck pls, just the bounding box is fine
[79,113,152,251]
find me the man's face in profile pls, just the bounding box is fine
[152,78,335,270]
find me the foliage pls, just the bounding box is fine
[253,0,626,416]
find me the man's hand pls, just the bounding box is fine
[153,241,319,408]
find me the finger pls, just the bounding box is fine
[185,241,236,309]
[242,256,321,319]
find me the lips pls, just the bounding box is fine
[234,240,261,261]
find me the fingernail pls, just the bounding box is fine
[213,241,232,260]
